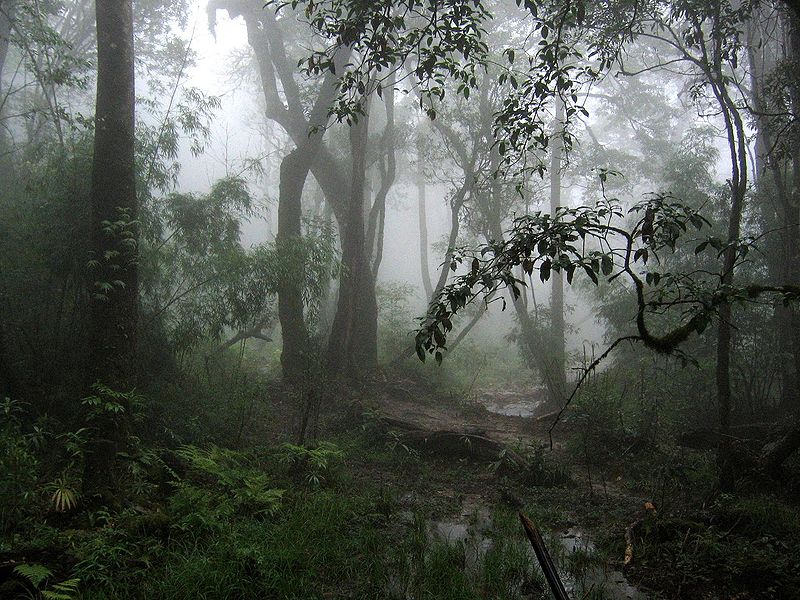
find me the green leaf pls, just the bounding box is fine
[540,259,551,282]
[583,264,598,285]
[601,254,613,276]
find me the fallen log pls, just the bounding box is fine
[377,416,528,468]
[677,423,775,450]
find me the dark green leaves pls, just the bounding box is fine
[601,254,613,276]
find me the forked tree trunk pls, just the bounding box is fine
[327,109,378,378]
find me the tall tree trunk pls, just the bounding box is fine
[747,13,800,413]
[417,121,434,299]
[0,4,14,397]
[84,0,137,501]
[276,148,311,384]
[710,22,748,490]
[0,1,15,167]
[0,0,12,109]
[327,108,378,379]
[366,73,396,277]
[548,96,567,401]
[786,17,800,415]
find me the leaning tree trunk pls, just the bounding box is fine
[84,0,137,501]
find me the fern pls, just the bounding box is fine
[14,564,52,588]
[42,579,80,600]
[13,564,79,600]
[174,445,284,519]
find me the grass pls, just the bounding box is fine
[6,392,800,600]
[6,436,554,600]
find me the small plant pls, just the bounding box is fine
[45,474,81,513]
[81,382,144,421]
[0,398,40,531]
[385,430,419,458]
[277,441,344,487]
[488,447,516,474]
[522,446,572,487]
[12,563,80,600]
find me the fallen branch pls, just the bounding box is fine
[206,322,273,359]
[624,522,637,566]
[548,336,640,449]
[519,512,571,600]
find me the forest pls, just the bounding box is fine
[3,0,800,598]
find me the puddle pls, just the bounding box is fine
[478,389,547,417]
[423,499,648,599]
[429,505,494,573]
[557,528,647,600]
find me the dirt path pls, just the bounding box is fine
[375,383,560,446]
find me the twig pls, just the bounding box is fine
[548,336,640,449]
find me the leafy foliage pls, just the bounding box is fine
[11,564,80,600]
[276,441,344,487]
[0,399,40,531]
[416,188,800,363]
[173,445,284,522]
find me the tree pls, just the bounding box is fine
[83,0,137,500]
[211,2,400,382]
[548,94,566,401]
[745,3,800,415]
[279,0,800,484]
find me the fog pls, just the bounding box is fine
[2,1,800,598]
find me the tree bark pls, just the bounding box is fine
[84,0,137,501]
[327,108,378,379]
[548,96,567,401]
[417,121,434,299]
[276,148,312,383]
[709,21,748,491]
